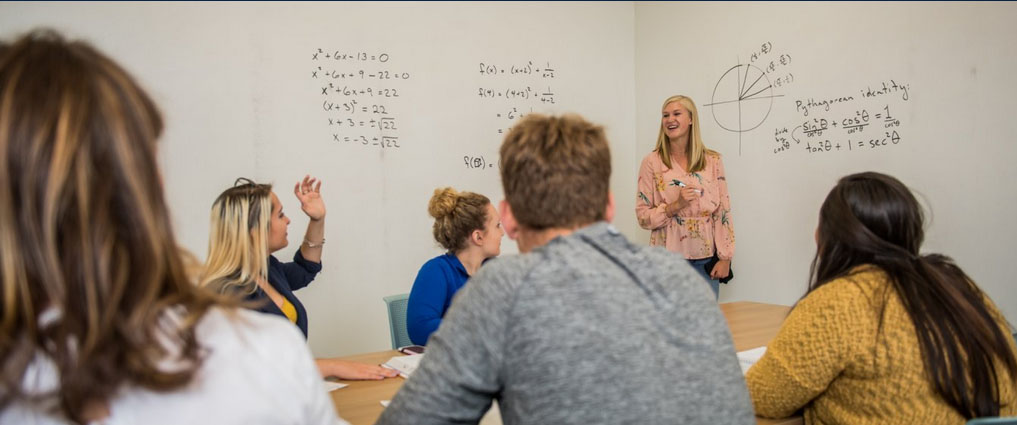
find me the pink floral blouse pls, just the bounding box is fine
[636,150,735,260]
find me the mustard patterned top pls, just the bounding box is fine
[746,266,1017,425]
[636,150,734,260]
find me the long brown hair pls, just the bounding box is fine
[0,30,226,422]
[809,172,1017,419]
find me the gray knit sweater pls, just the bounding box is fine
[377,222,755,425]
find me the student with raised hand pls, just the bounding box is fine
[636,94,734,298]
[378,114,755,425]
[747,172,1017,424]
[0,30,344,424]
[406,187,503,345]
[202,178,397,381]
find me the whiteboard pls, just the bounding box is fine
[3,2,1015,356]
[0,2,638,355]
[635,2,1017,322]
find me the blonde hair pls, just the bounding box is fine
[201,179,274,295]
[654,95,715,173]
[499,114,611,230]
[0,30,227,421]
[428,187,491,253]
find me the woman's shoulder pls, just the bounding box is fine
[640,150,665,168]
[417,253,462,276]
[703,149,724,165]
[422,253,456,268]
[114,308,330,423]
[801,265,891,311]
[197,307,307,351]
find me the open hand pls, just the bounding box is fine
[294,175,325,220]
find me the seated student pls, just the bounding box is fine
[0,30,344,424]
[377,114,755,424]
[747,172,1017,424]
[406,187,503,345]
[202,178,397,381]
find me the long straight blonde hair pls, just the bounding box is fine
[200,179,273,295]
[653,95,715,173]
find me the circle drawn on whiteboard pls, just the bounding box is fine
[705,63,782,134]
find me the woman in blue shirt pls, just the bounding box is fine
[203,176,397,380]
[407,187,504,345]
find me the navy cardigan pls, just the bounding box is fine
[246,250,322,338]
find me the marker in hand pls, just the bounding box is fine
[676,180,703,196]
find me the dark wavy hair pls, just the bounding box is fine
[0,30,229,422]
[809,171,1016,419]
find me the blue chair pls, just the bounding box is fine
[383,293,412,349]
[967,417,1017,425]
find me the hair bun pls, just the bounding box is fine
[428,187,459,219]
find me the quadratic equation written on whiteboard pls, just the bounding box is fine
[312,48,405,150]
[773,79,911,156]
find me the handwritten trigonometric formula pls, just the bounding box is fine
[774,79,911,156]
[312,48,407,150]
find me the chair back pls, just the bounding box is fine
[383,293,412,349]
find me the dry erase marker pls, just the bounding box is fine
[676,180,703,195]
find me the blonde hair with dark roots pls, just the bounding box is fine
[0,30,228,422]
[653,95,715,173]
[428,187,490,253]
[499,114,611,230]
[201,179,274,295]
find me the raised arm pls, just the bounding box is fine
[294,175,325,263]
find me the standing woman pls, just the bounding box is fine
[202,177,396,380]
[0,31,343,424]
[636,95,734,298]
[406,187,503,345]
[747,172,1017,424]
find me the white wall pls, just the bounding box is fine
[0,1,637,356]
[2,1,1014,357]
[634,1,1017,323]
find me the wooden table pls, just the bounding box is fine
[331,301,800,425]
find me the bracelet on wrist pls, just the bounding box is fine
[303,238,325,248]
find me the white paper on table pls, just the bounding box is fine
[323,381,348,392]
[737,346,767,375]
[382,353,424,378]
[380,400,391,407]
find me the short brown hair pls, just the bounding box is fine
[428,187,490,252]
[499,114,611,230]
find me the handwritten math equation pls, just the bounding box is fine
[773,79,911,156]
[312,48,405,150]
[468,60,560,170]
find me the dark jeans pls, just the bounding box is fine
[687,257,720,300]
